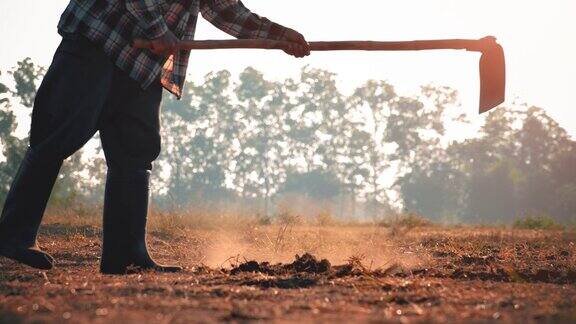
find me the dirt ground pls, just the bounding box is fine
[1,223,575,323]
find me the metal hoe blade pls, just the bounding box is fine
[478,37,506,113]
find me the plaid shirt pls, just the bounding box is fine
[58,0,288,97]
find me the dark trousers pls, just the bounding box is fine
[32,35,163,169]
[0,35,162,244]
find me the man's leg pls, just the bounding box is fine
[99,69,181,274]
[0,35,114,269]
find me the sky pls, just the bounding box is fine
[1,0,576,136]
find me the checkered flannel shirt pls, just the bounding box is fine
[58,0,288,97]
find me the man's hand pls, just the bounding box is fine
[282,28,311,58]
[149,30,179,56]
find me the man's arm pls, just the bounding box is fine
[199,0,310,57]
[126,0,178,55]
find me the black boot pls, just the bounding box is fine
[100,168,182,274]
[0,149,62,270]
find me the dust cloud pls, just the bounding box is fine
[199,225,431,271]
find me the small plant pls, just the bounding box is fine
[513,214,564,230]
[276,211,302,226]
[379,212,433,229]
[256,213,273,226]
[316,211,336,226]
[272,211,302,253]
[148,210,188,237]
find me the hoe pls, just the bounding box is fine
[134,36,506,113]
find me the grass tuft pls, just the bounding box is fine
[513,214,564,230]
[379,212,433,229]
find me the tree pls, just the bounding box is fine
[345,80,395,215]
[442,104,576,224]
[0,59,46,204]
[513,107,572,216]
[390,86,466,221]
[397,162,466,222]
[549,141,576,222]
[280,67,355,216]
[444,107,522,222]
[0,58,93,209]
[280,169,342,200]
[0,71,26,202]
[9,58,45,108]
[157,71,235,208]
[231,67,290,214]
[346,83,456,217]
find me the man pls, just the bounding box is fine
[0,0,310,274]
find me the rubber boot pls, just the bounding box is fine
[100,168,182,274]
[0,149,61,270]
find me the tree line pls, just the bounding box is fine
[1,59,574,224]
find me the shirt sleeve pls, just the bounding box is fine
[199,0,287,40]
[125,0,169,39]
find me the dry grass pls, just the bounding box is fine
[42,206,575,272]
[42,205,424,268]
[2,208,576,323]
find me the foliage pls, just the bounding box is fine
[513,214,564,230]
[0,63,36,203]
[378,212,433,229]
[8,57,45,108]
[1,59,575,226]
[280,170,342,200]
[0,59,100,208]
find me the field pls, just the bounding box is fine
[1,213,575,323]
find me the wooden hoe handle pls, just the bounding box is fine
[132,37,498,53]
